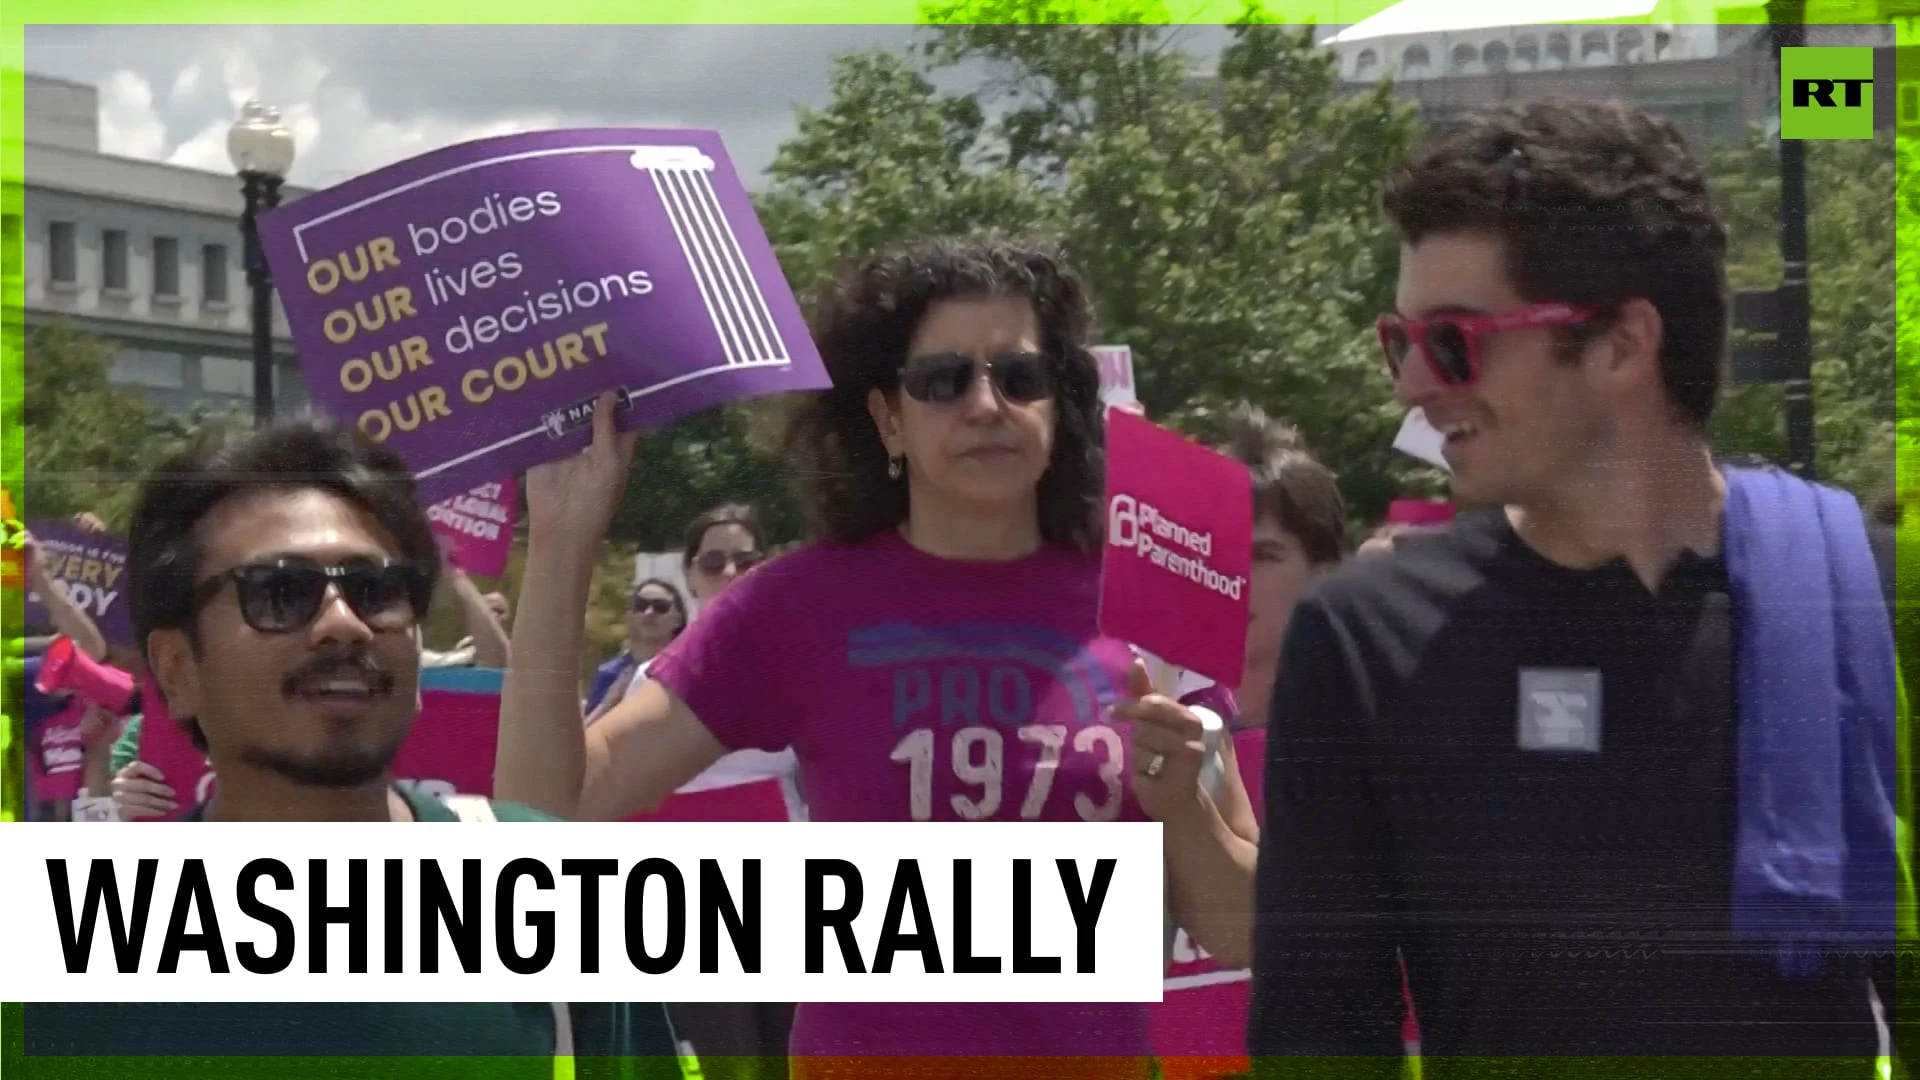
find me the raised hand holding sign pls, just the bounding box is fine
[256,128,830,504]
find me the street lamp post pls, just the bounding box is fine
[1768,0,1817,478]
[226,101,296,427]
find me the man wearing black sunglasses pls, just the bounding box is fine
[24,418,683,1075]
[1250,100,1904,1076]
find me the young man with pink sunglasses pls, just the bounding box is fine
[1248,99,1904,1077]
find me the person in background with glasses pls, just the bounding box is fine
[1249,99,1903,1076]
[586,577,689,725]
[683,503,767,616]
[24,418,684,1074]
[584,504,764,717]
[496,238,1258,1080]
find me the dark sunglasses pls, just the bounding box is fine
[693,549,763,575]
[1378,302,1597,386]
[632,596,678,615]
[191,556,431,635]
[899,351,1053,405]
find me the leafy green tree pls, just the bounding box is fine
[16,323,245,530]
[756,0,1427,521]
[1711,133,1899,499]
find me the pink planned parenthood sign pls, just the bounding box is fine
[256,128,831,505]
[1098,410,1252,689]
[429,478,517,577]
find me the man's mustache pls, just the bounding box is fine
[281,650,396,696]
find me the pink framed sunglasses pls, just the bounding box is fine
[1378,302,1598,386]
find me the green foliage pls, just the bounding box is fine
[1711,133,1900,500]
[755,0,1427,522]
[16,322,247,530]
[610,405,804,552]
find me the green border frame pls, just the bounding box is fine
[0,3,1910,1078]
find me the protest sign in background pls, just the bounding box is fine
[27,700,93,803]
[1098,410,1252,688]
[1091,345,1137,410]
[23,521,131,646]
[428,478,517,577]
[257,128,831,504]
[133,667,505,821]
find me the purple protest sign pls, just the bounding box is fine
[23,521,132,647]
[255,128,830,505]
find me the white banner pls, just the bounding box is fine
[1392,407,1451,473]
[1092,345,1137,409]
[0,821,1163,1004]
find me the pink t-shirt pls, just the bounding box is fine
[647,531,1151,1059]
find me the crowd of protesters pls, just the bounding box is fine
[13,96,1910,1080]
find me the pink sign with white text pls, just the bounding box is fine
[29,700,93,803]
[428,479,517,577]
[1097,410,1251,688]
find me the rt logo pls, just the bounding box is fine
[1780,47,1875,140]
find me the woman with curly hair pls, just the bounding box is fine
[496,237,1257,1078]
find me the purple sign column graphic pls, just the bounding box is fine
[255,129,831,505]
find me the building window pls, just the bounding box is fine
[110,349,186,390]
[48,221,78,285]
[1580,30,1610,64]
[1451,42,1479,72]
[1484,40,1511,72]
[1354,48,1379,78]
[199,355,253,397]
[152,236,181,298]
[1513,35,1538,69]
[202,244,230,304]
[1615,28,1646,62]
[1546,32,1571,67]
[276,361,305,405]
[102,229,129,291]
[1402,44,1431,74]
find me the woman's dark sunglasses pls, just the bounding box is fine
[632,596,678,615]
[191,556,431,635]
[693,549,763,575]
[899,351,1053,405]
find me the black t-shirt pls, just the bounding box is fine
[1249,508,1893,1076]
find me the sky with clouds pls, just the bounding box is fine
[23,25,944,189]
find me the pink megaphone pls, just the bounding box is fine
[35,636,138,714]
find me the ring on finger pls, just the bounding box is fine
[1143,753,1166,778]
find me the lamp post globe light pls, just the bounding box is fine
[227,101,296,427]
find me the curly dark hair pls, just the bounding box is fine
[1381,98,1730,431]
[782,237,1106,551]
[1219,405,1348,566]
